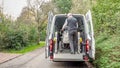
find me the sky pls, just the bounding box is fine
[0,0,50,20]
[0,0,27,19]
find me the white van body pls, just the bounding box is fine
[45,10,95,62]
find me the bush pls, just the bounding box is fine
[40,29,46,41]
[0,20,39,50]
[92,0,120,36]
[92,0,120,67]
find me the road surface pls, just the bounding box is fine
[0,47,90,68]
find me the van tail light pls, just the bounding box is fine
[50,39,53,51]
[49,39,54,60]
[86,39,89,53]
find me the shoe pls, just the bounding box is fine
[75,51,79,54]
[71,52,75,54]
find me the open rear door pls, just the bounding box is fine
[86,10,95,60]
[45,11,53,58]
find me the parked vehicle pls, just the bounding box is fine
[45,10,95,62]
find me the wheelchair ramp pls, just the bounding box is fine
[53,53,84,61]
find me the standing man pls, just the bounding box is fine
[62,13,78,54]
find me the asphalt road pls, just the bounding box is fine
[0,47,89,68]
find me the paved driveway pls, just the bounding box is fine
[0,47,90,68]
[0,53,21,64]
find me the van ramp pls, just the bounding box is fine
[53,53,84,61]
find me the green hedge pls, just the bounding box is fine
[0,20,39,50]
[92,0,120,36]
[92,0,120,67]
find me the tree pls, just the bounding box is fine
[17,0,56,41]
[53,0,72,13]
[70,0,91,14]
[17,7,36,24]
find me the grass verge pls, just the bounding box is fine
[2,41,45,54]
[94,34,120,68]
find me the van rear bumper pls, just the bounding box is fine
[53,53,85,62]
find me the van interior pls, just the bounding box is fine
[54,15,86,54]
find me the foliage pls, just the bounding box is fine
[92,0,120,67]
[39,24,47,41]
[0,19,39,50]
[70,0,91,14]
[0,0,53,50]
[92,0,120,36]
[53,0,72,13]
[17,7,36,24]
[70,0,120,67]
[94,34,120,68]
[17,1,55,43]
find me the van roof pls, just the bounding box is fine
[55,14,84,17]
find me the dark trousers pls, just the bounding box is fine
[69,30,78,53]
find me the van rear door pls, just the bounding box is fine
[45,11,53,58]
[86,10,95,59]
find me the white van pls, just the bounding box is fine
[45,10,95,62]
